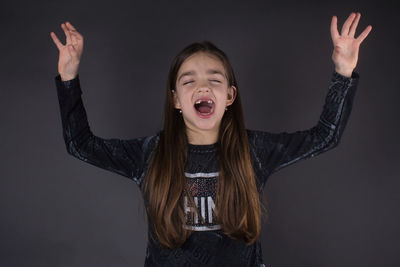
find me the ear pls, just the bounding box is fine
[171,89,182,109]
[226,86,237,107]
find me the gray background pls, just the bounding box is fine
[1,0,399,266]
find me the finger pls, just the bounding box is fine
[61,23,72,44]
[65,25,79,45]
[68,29,83,41]
[68,30,83,47]
[50,32,63,50]
[330,16,340,42]
[341,12,356,36]
[356,25,372,44]
[65,22,83,40]
[349,12,361,37]
[70,32,78,46]
[68,43,78,58]
[65,21,77,30]
[70,33,83,49]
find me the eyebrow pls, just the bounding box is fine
[177,69,225,82]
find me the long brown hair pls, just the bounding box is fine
[141,41,266,249]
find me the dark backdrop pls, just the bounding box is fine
[1,0,399,266]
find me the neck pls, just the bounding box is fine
[186,128,218,145]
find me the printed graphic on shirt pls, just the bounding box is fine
[183,171,221,231]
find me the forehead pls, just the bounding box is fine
[178,52,226,76]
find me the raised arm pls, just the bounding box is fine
[247,12,371,186]
[248,70,359,180]
[51,22,159,187]
[54,74,158,186]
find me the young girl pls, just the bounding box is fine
[50,12,371,267]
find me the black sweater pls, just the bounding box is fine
[54,71,359,267]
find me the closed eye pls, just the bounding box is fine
[183,80,221,85]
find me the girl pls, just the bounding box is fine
[50,12,371,267]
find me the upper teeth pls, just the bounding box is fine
[195,99,213,104]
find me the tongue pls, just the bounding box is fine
[198,105,211,113]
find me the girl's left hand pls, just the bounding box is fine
[330,12,372,77]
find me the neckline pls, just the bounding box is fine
[188,142,218,152]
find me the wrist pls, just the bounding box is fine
[335,67,353,78]
[60,73,78,82]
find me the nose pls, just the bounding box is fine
[196,81,210,93]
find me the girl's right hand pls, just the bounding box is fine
[50,22,84,81]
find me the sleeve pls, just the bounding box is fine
[54,74,158,187]
[248,70,360,179]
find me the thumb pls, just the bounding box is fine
[68,44,77,57]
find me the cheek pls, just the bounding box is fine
[180,95,193,110]
[174,89,187,107]
[216,90,228,103]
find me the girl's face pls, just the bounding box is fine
[173,52,236,142]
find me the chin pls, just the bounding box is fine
[194,121,218,131]
[183,109,223,130]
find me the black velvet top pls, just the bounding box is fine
[54,70,359,267]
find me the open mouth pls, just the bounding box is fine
[194,99,215,116]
